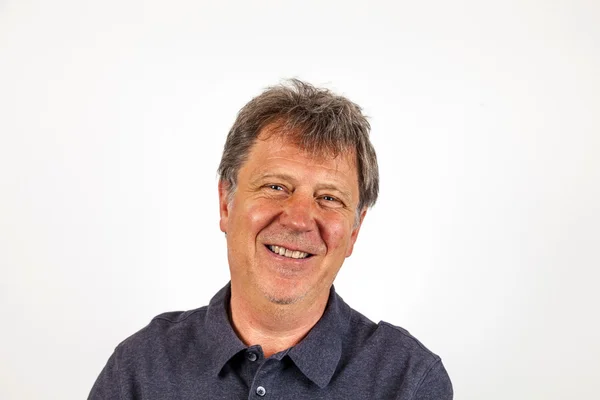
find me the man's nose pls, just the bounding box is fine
[279,193,315,232]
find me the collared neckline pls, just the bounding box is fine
[204,283,247,377]
[287,287,352,388]
[205,282,352,388]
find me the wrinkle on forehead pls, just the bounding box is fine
[250,138,358,188]
[256,154,352,179]
[257,121,357,165]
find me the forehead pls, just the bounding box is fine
[246,130,357,171]
[240,131,359,191]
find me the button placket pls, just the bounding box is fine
[249,355,280,399]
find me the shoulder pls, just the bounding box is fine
[342,309,452,397]
[344,307,447,383]
[114,306,209,360]
[90,306,213,395]
[377,320,441,362]
[348,308,441,364]
[150,307,208,327]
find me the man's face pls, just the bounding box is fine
[219,130,366,306]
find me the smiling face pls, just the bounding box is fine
[219,129,366,307]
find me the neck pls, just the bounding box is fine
[229,284,329,358]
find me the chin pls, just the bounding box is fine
[265,294,301,305]
[259,281,309,306]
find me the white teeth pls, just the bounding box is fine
[268,245,309,259]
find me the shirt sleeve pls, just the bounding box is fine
[412,359,453,400]
[88,351,124,400]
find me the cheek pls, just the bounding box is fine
[321,219,353,252]
[235,200,276,236]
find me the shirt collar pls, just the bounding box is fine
[206,282,352,388]
[287,286,352,388]
[204,283,247,377]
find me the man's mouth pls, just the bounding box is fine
[266,245,312,259]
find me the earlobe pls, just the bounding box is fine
[345,209,367,257]
[218,180,230,234]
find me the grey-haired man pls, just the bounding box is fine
[89,80,453,399]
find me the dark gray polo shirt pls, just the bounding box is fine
[89,283,452,399]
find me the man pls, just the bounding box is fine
[89,80,453,399]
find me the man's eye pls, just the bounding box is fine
[320,195,343,206]
[268,184,285,191]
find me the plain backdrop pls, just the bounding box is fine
[1,0,599,398]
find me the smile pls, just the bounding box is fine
[267,245,312,259]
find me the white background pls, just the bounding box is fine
[1,0,599,398]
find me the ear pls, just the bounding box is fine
[218,180,231,234]
[345,208,367,257]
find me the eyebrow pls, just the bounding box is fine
[254,173,297,184]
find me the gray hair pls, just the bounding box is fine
[217,79,379,219]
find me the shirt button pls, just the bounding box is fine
[256,386,266,396]
[247,351,258,362]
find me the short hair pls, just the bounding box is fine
[217,79,379,215]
